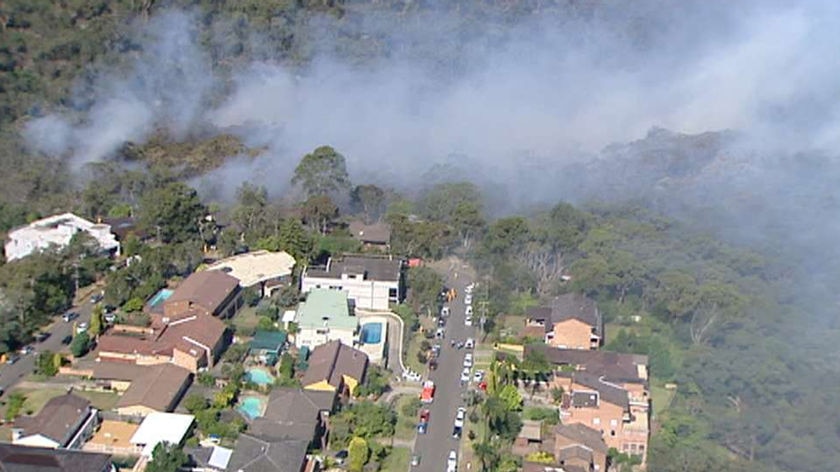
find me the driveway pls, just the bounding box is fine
[0,295,97,392]
[412,259,478,472]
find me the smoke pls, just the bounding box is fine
[22,0,840,210]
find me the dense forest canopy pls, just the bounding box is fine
[2,1,840,471]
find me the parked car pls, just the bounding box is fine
[452,425,462,439]
[19,346,34,355]
[104,312,117,324]
[5,355,20,365]
[447,450,458,471]
[465,338,475,349]
[454,407,466,428]
[465,305,474,316]
[76,322,89,334]
[62,312,79,322]
[441,306,450,317]
[437,316,446,327]
[465,316,473,327]
[460,367,471,384]
[90,293,104,304]
[473,370,485,383]
[464,294,473,305]
[411,454,421,467]
[463,353,473,368]
[417,422,428,434]
[33,332,50,343]
[61,335,73,345]
[435,328,445,339]
[334,450,348,465]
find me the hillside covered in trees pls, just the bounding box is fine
[2,2,840,472]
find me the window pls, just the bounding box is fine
[388,288,398,300]
[610,419,618,427]
[592,418,601,425]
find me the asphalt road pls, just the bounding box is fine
[413,264,477,472]
[0,297,95,392]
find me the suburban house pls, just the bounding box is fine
[300,255,404,311]
[206,250,297,298]
[162,270,243,319]
[97,313,228,373]
[247,388,336,450]
[527,345,650,463]
[0,443,114,472]
[295,288,358,349]
[4,213,120,262]
[524,293,603,349]
[301,340,369,395]
[224,436,314,472]
[115,364,193,417]
[12,392,98,450]
[553,423,609,472]
[249,330,289,365]
[186,445,234,472]
[522,463,585,472]
[348,221,391,249]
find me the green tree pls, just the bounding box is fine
[302,195,338,235]
[420,182,485,248]
[292,146,351,198]
[123,297,144,313]
[231,182,269,240]
[89,304,104,336]
[36,350,58,376]
[278,219,313,262]
[145,442,188,472]
[139,182,206,243]
[473,441,499,472]
[347,436,370,472]
[70,331,91,357]
[350,184,386,223]
[497,384,523,411]
[407,266,443,316]
[183,394,209,413]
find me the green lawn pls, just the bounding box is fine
[0,387,119,421]
[394,395,420,441]
[380,446,411,472]
[231,305,261,336]
[405,331,429,374]
[651,383,676,418]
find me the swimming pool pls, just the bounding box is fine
[360,323,383,344]
[147,289,173,308]
[237,396,266,419]
[246,368,275,386]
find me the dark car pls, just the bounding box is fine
[61,335,73,345]
[452,426,462,439]
[417,422,428,434]
[33,332,50,343]
[62,312,79,322]
[90,293,104,304]
[5,355,20,365]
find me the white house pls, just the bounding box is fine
[130,412,195,458]
[4,213,120,262]
[205,250,296,298]
[301,255,404,311]
[295,288,358,349]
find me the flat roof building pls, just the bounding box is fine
[4,213,120,262]
[295,288,358,349]
[301,255,404,311]
[206,250,296,298]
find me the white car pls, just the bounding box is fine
[465,305,474,316]
[463,353,473,368]
[465,283,474,294]
[441,306,450,317]
[460,367,471,383]
[464,294,473,305]
[76,322,89,334]
[447,450,458,471]
[454,407,466,428]
[465,338,475,349]
[473,370,485,383]
[465,316,473,327]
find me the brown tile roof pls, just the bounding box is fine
[522,462,586,472]
[248,388,335,442]
[0,444,112,472]
[348,221,391,245]
[525,345,648,384]
[300,340,368,390]
[116,364,192,412]
[553,423,609,454]
[98,315,226,360]
[91,362,158,381]
[165,270,240,314]
[526,293,601,334]
[14,393,91,446]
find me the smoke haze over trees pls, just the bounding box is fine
[3,1,840,470]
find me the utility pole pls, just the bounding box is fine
[479,278,489,342]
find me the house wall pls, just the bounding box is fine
[115,405,156,417]
[296,327,357,349]
[554,437,607,472]
[172,349,202,373]
[301,276,398,311]
[548,319,597,350]
[342,374,359,394]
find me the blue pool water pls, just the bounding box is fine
[147,289,173,308]
[360,323,383,344]
[246,368,275,386]
[237,396,266,419]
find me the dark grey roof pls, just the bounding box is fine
[248,388,335,442]
[13,393,91,446]
[527,293,601,333]
[300,340,368,390]
[553,423,609,454]
[226,435,308,472]
[556,444,594,463]
[0,443,111,472]
[306,255,402,282]
[525,345,648,384]
[558,371,629,409]
[522,462,587,472]
[348,222,391,245]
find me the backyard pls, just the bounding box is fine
[380,446,411,472]
[0,387,119,441]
